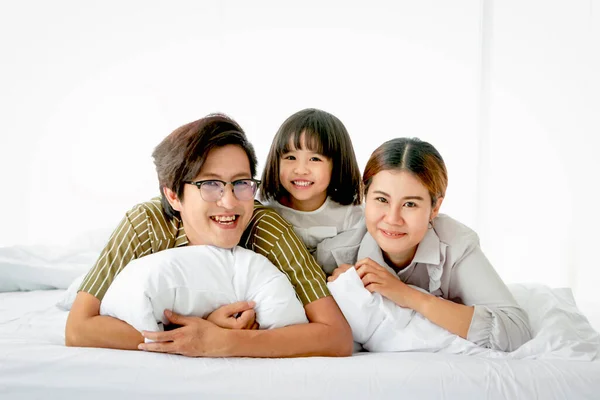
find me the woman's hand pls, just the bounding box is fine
[355,258,424,310]
[327,264,355,282]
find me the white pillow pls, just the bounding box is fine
[328,267,468,353]
[98,245,308,337]
[328,268,600,360]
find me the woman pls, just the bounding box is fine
[320,138,532,351]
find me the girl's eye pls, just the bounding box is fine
[282,155,296,161]
[404,201,417,208]
[375,197,388,203]
[309,157,322,162]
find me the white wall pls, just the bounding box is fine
[1,1,598,324]
[0,0,482,244]
[479,0,599,324]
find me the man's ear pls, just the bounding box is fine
[163,187,182,212]
[430,197,444,220]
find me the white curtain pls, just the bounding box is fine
[1,0,598,325]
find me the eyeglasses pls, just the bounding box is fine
[185,179,260,202]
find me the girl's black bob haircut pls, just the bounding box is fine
[260,108,362,206]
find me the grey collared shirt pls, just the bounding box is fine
[317,214,532,351]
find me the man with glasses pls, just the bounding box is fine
[65,114,353,358]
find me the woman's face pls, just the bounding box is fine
[364,170,442,267]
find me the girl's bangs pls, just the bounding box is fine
[279,128,327,156]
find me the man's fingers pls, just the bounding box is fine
[140,327,181,352]
[142,329,175,343]
[221,301,256,317]
[164,309,193,325]
[235,309,256,329]
[211,317,236,330]
[206,308,235,328]
[138,339,178,354]
[207,302,256,329]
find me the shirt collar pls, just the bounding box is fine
[411,227,441,266]
[356,227,445,293]
[356,232,398,277]
[412,228,445,293]
[356,228,441,267]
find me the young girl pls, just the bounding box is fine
[260,108,364,255]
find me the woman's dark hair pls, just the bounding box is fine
[363,138,447,206]
[152,113,257,220]
[260,108,362,205]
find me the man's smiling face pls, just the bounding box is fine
[167,144,255,248]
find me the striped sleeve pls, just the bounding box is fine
[242,206,330,305]
[78,204,154,301]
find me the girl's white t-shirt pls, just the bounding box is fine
[267,197,364,254]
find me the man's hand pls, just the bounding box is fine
[140,310,231,357]
[327,264,354,282]
[206,301,259,330]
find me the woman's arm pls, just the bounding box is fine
[444,237,532,351]
[405,290,474,339]
[354,245,532,351]
[354,258,474,338]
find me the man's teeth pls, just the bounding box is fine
[293,181,313,187]
[211,215,238,224]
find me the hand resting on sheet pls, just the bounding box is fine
[97,245,308,342]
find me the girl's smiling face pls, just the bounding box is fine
[279,133,333,211]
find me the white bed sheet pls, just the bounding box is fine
[1,290,600,399]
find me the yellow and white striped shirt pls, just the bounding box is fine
[79,197,329,305]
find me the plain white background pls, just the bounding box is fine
[1,0,599,327]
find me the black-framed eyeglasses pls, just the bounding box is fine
[185,179,261,202]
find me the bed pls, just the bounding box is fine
[1,242,600,399]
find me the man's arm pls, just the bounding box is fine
[139,295,353,357]
[65,203,154,348]
[227,296,353,357]
[65,291,143,349]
